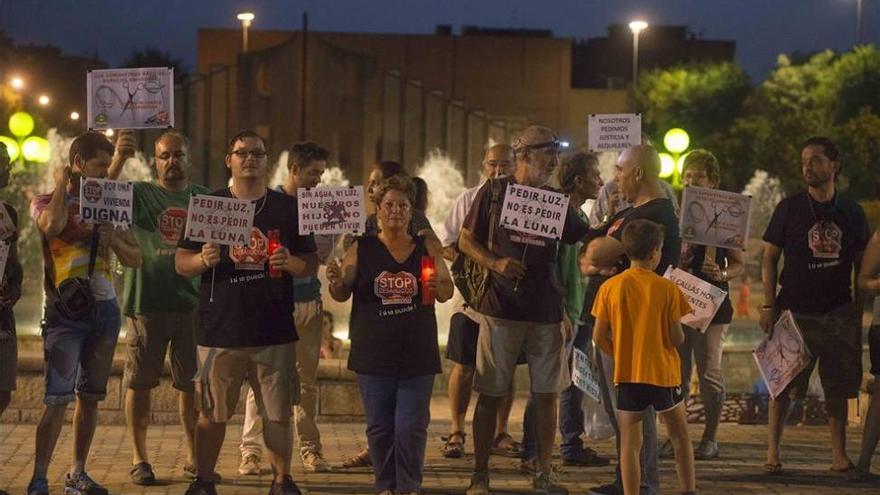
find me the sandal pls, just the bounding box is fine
[341,448,372,468]
[830,461,856,473]
[763,462,784,475]
[442,431,466,459]
[491,432,523,458]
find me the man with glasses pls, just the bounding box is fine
[108,132,210,485]
[459,126,592,495]
[177,131,317,495]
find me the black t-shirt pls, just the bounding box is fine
[763,191,869,314]
[178,189,317,347]
[347,235,441,377]
[0,203,20,338]
[582,198,681,318]
[680,242,733,325]
[462,177,592,323]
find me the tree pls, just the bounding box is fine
[836,107,880,198]
[122,46,188,82]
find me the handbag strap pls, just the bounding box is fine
[486,179,503,252]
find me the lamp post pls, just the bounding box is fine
[9,77,24,91]
[629,20,648,85]
[856,0,864,45]
[237,12,255,52]
[663,128,691,188]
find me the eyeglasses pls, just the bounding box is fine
[231,149,268,159]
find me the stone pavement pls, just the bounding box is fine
[2,397,880,494]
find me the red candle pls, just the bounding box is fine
[267,229,282,278]
[421,255,435,305]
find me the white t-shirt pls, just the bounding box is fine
[438,183,484,317]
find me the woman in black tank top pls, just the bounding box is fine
[327,175,453,494]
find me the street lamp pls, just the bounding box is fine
[856,0,864,45]
[9,77,24,90]
[629,20,648,85]
[70,111,80,121]
[38,95,50,106]
[237,12,255,53]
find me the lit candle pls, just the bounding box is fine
[421,255,435,305]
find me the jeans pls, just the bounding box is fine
[358,373,434,493]
[678,323,727,441]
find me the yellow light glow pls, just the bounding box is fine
[70,111,80,121]
[22,136,51,163]
[10,77,24,90]
[38,95,50,106]
[104,129,114,137]
[8,112,35,138]
[629,20,648,34]
[663,128,690,154]
[0,136,20,162]
[237,12,255,21]
[659,153,675,178]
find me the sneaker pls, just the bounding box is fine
[533,470,569,495]
[562,447,611,467]
[268,475,303,495]
[239,453,262,475]
[130,462,157,485]
[64,471,108,495]
[586,483,623,495]
[694,439,719,460]
[465,470,490,495]
[657,439,674,459]
[184,478,218,495]
[27,477,49,495]
[184,463,222,483]
[302,448,331,472]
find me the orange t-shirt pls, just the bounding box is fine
[591,267,692,387]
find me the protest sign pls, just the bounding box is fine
[663,266,728,333]
[572,348,602,402]
[498,184,569,240]
[753,310,812,399]
[87,67,174,130]
[297,186,365,235]
[79,178,133,228]
[183,194,254,247]
[680,186,752,250]
[588,113,642,152]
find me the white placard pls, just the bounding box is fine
[87,67,174,130]
[498,184,570,240]
[663,266,728,333]
[681,186,752,251]
[297,186,366,235]
[79,178,133,228]
[572,348,602,402]
[184,194,254,247]
[753,310,812,399]
[588,113,642,152]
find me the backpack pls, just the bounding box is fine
[451,178,504,308]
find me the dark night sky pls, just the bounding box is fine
[1,0,878,82]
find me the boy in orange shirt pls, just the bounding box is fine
[592,219,696,495]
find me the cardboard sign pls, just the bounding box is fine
[572,348,602,402]
[663,266,728,333]
[681,186,751,251]
[79,178,133,228]
[498,184,570,240]
[297,186,366,235]
[183,194,254,247]
[753,310,812,399]
[87,67,174,130]
[588,113,642,152]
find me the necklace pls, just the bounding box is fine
[806,190,837,225]
[229,187,268,216]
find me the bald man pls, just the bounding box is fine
[580,144,684,495]
[437,144,520,460]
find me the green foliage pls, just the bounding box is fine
[837,107,880,199]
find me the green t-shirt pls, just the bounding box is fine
[556,210,588,324]
[123,181,210,315]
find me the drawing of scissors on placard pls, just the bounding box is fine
[687,200,746,237]
[120,80,145,118]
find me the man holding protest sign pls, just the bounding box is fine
[580,144,681,495]
[459,126,592,495]
[437,143,521,460]
[107,132,210,484]
[239,141,332,475]
[28,132,142,495]
[760,136,870,475]
[176,131,317,495]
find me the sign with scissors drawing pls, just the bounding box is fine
[680,186,752,250]
[87,67,174,130]
[753,310,812,399]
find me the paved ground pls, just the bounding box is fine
[3,397,880,494]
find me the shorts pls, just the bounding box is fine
[784,304,862,400]
[41,299,122,405]
[447,311,528,367]
[869,325,880,376]
[195,342,299,423]
[473,313,568,396]
[0,335,16,392]
[124,312,198,392]
[617,383,684,413]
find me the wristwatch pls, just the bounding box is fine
[720,269,728,282]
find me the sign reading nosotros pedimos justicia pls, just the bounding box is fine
[297,186,366,235]
[588,113,642,152]
[184,195,254,247]
[79,178,133,228]
[499,184,570,240]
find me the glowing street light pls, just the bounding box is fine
[664,128,690,154]
[8,112,35,138]
[70,111,80,121]
[628,20,648,84]
[38,95,50,106]
[10,77,24,90]
[0,137,20,162]
[659,153,675,178]
[237,12,255,52]
[104,129,115,137]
